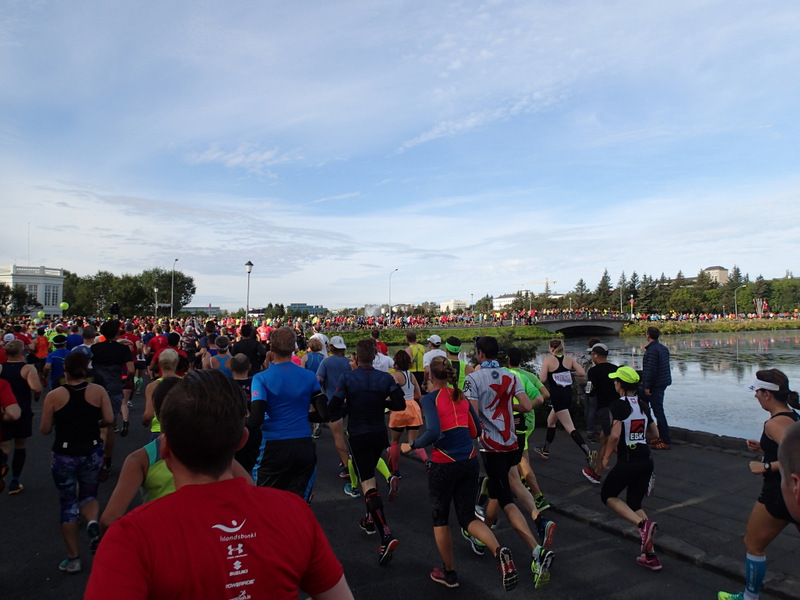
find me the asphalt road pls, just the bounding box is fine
[0,393,780,600]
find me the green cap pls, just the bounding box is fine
[608,366,640,384]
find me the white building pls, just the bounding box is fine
[492,293,517,310]
[702,266,729,285]
[0,265,65,317]
[439,299,468,313]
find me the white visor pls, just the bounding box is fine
[744,379,781,392]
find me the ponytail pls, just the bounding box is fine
[430,356,464,402]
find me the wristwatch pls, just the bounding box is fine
[763,462,771,473]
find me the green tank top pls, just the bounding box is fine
[409,344,425,372]
[141,437,176,503]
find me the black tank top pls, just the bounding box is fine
[760,410,800,482]
[53,383,103,456]
[0,362,31,412]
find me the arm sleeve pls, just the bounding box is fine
[413,394,441,448]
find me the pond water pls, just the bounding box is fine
[389,331,800,439]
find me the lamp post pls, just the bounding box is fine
[388,268,398,316]
[734,285,746,320]
[245,261,254,321]
[170,258,178,321]
[154,287,158,321]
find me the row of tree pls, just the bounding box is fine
[476,267,800,315]
[62,268,196,318]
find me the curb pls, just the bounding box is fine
[548,493,800,600]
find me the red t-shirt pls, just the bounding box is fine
[85,478,343,600]
[151,347,189,377]
[0,379,18,442]
[148,335,169,354]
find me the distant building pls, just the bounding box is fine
[702,266,729,285]
[288,302,326,315]
[0,265,65,317]
[439,299,467,313]
[493,293,517,310]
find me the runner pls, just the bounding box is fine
[582,343,619,484]
[534,339,592,469]
[403,355,518,591]
[387,350,426,478]
[39,352,113,573]
[598,366,662,571]
[718,369,800,600]
[464,336,555,588]
[329,339,406,566]
[0,339,42,495]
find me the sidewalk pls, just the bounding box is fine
[530,426,800,600]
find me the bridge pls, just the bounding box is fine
[535,317,626,336]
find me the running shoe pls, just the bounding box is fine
[59,557,81,574]
[378,536,399,566]
[87,521,101,554]
[533,493,551,512]
[635,553,662,571]
[7,480,23,495]
[359,515,376,535]
[99,464,112,483]
[581,467,601,484]
[311,423,322,439]
[126,400,133,408]
[338,467,350,480]
[461,528,486,556]
[344,482,361,498]
[474,504,486,521]
[717,592,744,600]
[388,475,400,502]
[639,519,657,554]
[391,470,402,480]
[586,449,598,467]
[536,518,556,549]
[496,546,518,591]
[533,446,550,460]
[649,438,671,450]
[430,566,459,588]
[120,420,129,437]
[530,546,554,589]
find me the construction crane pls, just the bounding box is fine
[519,279,557,295]
[517,280,557,312]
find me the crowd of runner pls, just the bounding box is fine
[1,314,798,599]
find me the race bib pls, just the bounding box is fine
[551,371,572,388]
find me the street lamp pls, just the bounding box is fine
[170,258,178,321]
[245,261,254,321]
[154,286,159,321]
[388,268,398,316]
[734,285,746,320]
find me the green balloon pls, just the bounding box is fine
[38,310,45,318]
[60,301,69,311]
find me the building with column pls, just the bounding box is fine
[0,265,65,317]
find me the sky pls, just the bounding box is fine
[2,0,799,311]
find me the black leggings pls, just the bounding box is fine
[600,458,653,512]
[428,457,480,528]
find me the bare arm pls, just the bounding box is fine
[3,401,21,423]
[567,356,586,377]
[97,386,115,426]
[39,390,57,434]
[23,364,43,398]
[100,449,149,534]
[143,382,157,426]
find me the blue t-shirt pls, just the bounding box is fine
[46,348,71,386]
[316,355,352,401]
[65,334,83,350]
[251,362,321,442]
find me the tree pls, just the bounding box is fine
[636,274,656,314]
[573,279,589,305]
[474,295,493,313]
[770,278,800,313]
[10,284,42,316]
[694,269,716,292]
[629,271,640,300]
[593,269,613,309]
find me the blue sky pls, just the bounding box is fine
[2,1,799,311]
